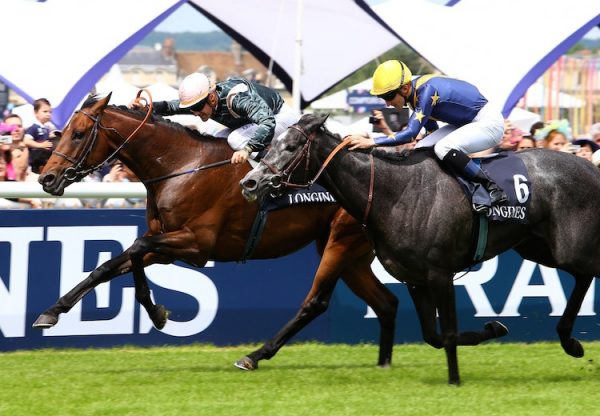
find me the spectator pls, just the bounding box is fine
[529,121,546,148]
[590,122,600,146]
[1,114,29,181]
[534,120,571,151]
[572,138,600,162]
[0,148,41,208]
[23,98,56,168]
[102,160,144,208]
[516,135,535,151]
[495,119,518,152]
[592,149,600,167]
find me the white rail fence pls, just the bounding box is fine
[0,182,147,199]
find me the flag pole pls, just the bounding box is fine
[292,0,303,114]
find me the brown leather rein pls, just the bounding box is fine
[261,125,375,225]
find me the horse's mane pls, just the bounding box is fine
[81,94,215,142]
[318,121,434,167]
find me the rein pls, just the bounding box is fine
[142,159,231,185]
[53,90,154,182]
[264,126,376,225]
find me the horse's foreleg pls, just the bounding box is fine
[127,230,202,330]
[557,275,593,358]
[33,252,132,329]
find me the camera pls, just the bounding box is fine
[370,107,409,133]
[0,122,18,135]
[0,135,13,145]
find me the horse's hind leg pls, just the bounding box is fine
[557,275,593,358]
[33,252,133,329]
[429,271,460,385]
[408,282,508,348]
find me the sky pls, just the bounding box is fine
[158,2,600,39]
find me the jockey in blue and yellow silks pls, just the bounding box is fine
[348,60,508,211]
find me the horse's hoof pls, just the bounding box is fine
[563,338,584,358]
[234,356,258,371]
[152,304,169,330]
[485,321,509,338]
[32,313,58,329]
[377,362,392,369]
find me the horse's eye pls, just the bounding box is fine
[72,131,84,142]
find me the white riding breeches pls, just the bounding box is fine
[431,103,504,160]
[215,104,300,151]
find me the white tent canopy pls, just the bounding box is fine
[0,0,184,127]
[188,0,399,107]
[1,0,599,128]
[371,0,600,116]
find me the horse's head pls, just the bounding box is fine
[39,94,114,195]
[240,113,329,203]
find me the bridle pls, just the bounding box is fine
[52,90,153,182]
[260,124,375,225]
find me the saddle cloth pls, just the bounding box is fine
[456,152,531,224]
[262,183,337,211]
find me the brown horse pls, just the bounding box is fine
[32,93,398,370]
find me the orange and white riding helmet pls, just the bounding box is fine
[178,73,213,108]
[370,60,412,96]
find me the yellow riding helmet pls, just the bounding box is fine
[370,60,412,96]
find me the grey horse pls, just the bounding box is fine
[240,113,600,385]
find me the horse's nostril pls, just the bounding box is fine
[242,179,257,191]
[39,173,55,186]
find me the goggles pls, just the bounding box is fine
[188,97,209,112]
[377,90,398,102]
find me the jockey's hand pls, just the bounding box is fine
[128,98,146,110]
[347,134,376,151]
[231,148,250,164]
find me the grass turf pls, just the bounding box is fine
[0,342,598,416]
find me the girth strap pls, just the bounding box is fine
[473,213,488,263]
[240,208,269,263]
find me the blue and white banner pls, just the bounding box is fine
[0,209,597,351]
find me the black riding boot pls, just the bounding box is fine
[442,149,508,207]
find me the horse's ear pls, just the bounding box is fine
[302,112,330,132]
[315,113,329,127]
[91,93,112,111]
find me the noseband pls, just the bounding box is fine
[260,125,316,193]
[261,125,354,192]
[52,91,153,182]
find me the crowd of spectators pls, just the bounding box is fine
[1,97,600,209]
[0,98,144,209]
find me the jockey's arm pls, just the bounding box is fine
[373,84,437,146]
[232,94,277,152]
[151,100,192,116]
